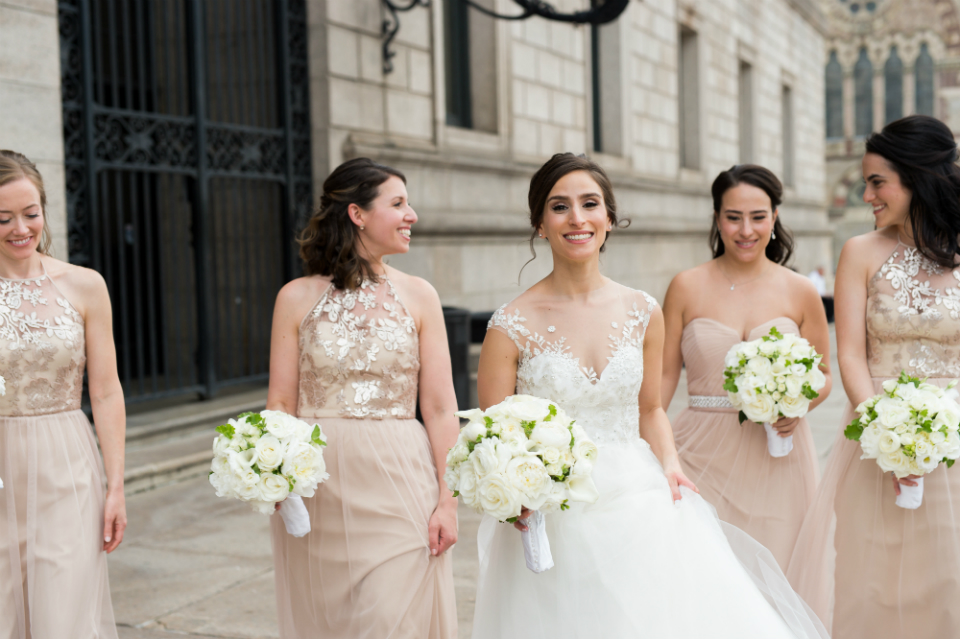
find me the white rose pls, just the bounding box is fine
[504,455,552,508]
[875,398,911,429]
[877,450,909,476]
[446,442,470,466]
[213,434,233,456]
[540,446,562,467]
[258,473,290,503]
[770,358,787,376]
[444,464,460,493]
[539,481,569,514]
[934,403,960,432]
[742,393,778,424]
[723,348,741,369]
[784,376,804,398]
[882,379,899,394]
[728,391,743,408]
[758,340,778,356]
[914,440,939,473]
[470,438,502,478]
[228,448,257,476]
[804,367,827,391]
[235,416,260,437]
[896,383,919,401]
[859,424,883,458]
[496,418,529,444]
[878,430,902,454]
[572,434,599,464]
[461,420,488,443]
[477,474,523,521]
[910,391,942,416]
[900,432,917,447]
[458,464,479,507]
[261,410,297,440]
[254,435,285,472]
[741,341,760,359]
[282,442,328,497]
[529,421,572,449]
[777,395,809,418]
[746,357,773,377]
[787,363,808,377]
[235,480,261,502]
[456,408,485,422]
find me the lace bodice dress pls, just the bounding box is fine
[271,277,455,639]
[0,268,117,638]
[472,282,828,639]
[788,241,960,639]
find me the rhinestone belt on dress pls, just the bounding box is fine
[688,395,734,408]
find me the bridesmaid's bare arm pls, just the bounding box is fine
[834,235,881,408]
[404,275,460,556]
[477,328,519,411]
[73,265,127,553]
[660,273,690,410]
[794,273,833,412]
[637,306,699,501]
[266,277,327,415]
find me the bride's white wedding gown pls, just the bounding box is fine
[473,283,828,639]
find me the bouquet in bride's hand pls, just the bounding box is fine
[209,410,329,536]
[844,372,960,509]
[723,327,826,457]
[445,394,599,573]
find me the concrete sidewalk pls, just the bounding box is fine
[111,328,845,638]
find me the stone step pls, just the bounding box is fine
[123,387,267,494]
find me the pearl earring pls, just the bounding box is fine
[360,225,365,231]
[771,229,776,240]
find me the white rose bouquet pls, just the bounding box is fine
[445,394,599,573]
[209,410,329,536]
[844,372,960,509]
[723,327,826,457]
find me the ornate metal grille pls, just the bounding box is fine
[59,0,312,402]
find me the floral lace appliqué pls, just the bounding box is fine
[879,247,960,320]
[298,278,419,420]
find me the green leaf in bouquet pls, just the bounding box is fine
[484,416,495,430]
[798,357,815,371]
[738,410,748,425]
[311,425,327,447]
[844,418,865,441]
[560,500,570,511]
[722,377,739,393]
[763,326,784,342]
[452,490,460,497]
[215,423,236,439]
[505,515,519,524]
[801,383,819,400]
[521,420,537,438]
[543,403,558,422]
[947,459,955,469]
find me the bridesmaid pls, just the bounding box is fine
[788,115,960,637]
[267,157,459,638]
[0,150,125,638]
[661,164,832,570]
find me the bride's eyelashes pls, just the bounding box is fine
[550,199,600,213]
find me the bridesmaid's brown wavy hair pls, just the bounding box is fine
[0,150,53,255]
[710,164,793,266]
[298,157,406,290]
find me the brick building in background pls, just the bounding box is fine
[0,0,829,404]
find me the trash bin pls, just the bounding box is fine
[443,307,471,411]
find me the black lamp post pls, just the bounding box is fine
[381,0,630,74]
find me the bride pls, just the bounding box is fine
[471,153,829,638]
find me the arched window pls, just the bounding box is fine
[826,51,843,138]
[916,43,935,117]
[854,47,874,136]
[884,46,903,123]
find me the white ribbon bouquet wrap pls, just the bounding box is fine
[445,395,599,573]
[723,327,826,457]
[845,372,960,509]
[209,410,329,536]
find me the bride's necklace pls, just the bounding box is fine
[716,261,769,291]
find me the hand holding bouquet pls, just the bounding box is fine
[723,327,826,457]
[844,372,960,509]
[445,394,599,572]
[209,410,329,535]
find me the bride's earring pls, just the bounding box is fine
[771,229,776,240]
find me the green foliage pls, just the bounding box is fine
[801,383,819,400]
[738,410,748,425]
[844,417,864,441]
[722,375,739,394]
[560,500,570,511]
[521,420,537,438]
[466,434,484,453]
[506,515,519,524]
[453,490,460,497]
[484,416,495,429]
[215,423,235,439]
[311,425,326,447]
[762,326,784,342]
[544,404,558,422]
[947,459,955,469]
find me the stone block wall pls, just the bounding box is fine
[0,0,67,257]
[308,0,831,310]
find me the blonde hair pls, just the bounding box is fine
[0,150,53,255]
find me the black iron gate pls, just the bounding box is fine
[59,0,312,402]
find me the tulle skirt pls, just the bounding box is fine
[787,378,960,639]
[0,409,117,639]
[672,406,820,570]
[271,417,456,639]
[472,439,829,639]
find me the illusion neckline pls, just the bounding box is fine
[685,316,798,342]
[0,259,48,283]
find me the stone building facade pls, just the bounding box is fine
[823,0,960,261]
[310,0,832,309]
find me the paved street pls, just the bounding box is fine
[112,331,845,638]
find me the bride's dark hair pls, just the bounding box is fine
[523,153,626,274]
[710,164,793,266]
[297,157,405,290]
[865,115,960,268]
